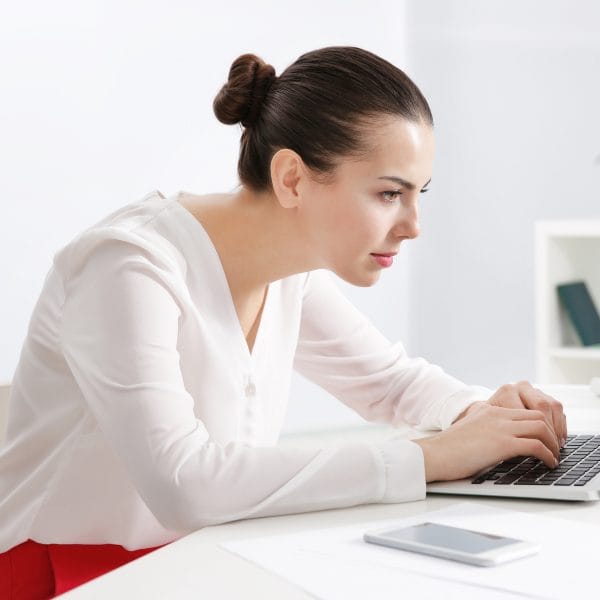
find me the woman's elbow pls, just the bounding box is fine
[142,480,244,532]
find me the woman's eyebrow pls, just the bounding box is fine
[378,176,432,190]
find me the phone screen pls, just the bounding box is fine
[384,522,520,554]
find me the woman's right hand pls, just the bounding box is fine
[412,403,561,482]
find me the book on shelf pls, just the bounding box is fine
[557,281,600,346]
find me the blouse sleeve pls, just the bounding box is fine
[60,240,426,534]
[293,269,493,431]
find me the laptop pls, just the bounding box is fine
[427,433,600,501]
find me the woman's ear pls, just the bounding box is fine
[270,149,305,209]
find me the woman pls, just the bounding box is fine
[0,46,565,598]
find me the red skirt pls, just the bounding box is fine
[0,538,167,599]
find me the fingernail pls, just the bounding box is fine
[560,437,566,447]
[554,458,559,467]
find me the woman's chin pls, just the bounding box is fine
[333,265,382,287]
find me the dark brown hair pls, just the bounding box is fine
[213,46,433,193]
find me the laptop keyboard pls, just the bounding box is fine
[471,434,600,487]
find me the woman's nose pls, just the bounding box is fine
[392,198,420,239]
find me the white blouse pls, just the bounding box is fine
[0,190,492,552]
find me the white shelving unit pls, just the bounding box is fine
[535,220,600,383]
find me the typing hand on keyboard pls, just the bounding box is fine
[453,380,567,447]
[413,381,565,483]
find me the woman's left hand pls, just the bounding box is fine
[453,380,568,447]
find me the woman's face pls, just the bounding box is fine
[301,116,434,287]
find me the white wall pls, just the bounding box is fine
[404,0,600,390]
[7,2,594,434]
[1,1,410,431]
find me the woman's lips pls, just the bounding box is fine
[370,252,396,268]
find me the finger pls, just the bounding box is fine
[512,418,561,460]
[532,387,566,428]
[514,437,558,469]
[518,386,559,440]
[549,400,567,445]
[489,384,523,409]
[539,392,566,443]
[501,407,548,422]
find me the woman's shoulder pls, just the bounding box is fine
[53,190,185,284]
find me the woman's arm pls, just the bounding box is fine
[293,269,492,430]
[60,240,426,532]
[293,270,566,482]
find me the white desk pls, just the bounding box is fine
[62,385,600,599]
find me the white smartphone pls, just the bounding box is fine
[363,521,540,567]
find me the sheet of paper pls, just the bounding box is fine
[222,502,595,600]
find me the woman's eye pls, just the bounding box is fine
[381,190,403,203]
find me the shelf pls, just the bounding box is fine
[549,347,600,360]
[536,220,600,238]
[535,220,600,383]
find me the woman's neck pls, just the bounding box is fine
[178,187,317,299]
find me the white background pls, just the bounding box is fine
[2,1,599,432]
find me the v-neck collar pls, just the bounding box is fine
[165,191,273,366]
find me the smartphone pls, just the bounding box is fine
[363,521,540,567]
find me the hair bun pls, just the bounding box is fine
[213,53,276,128]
